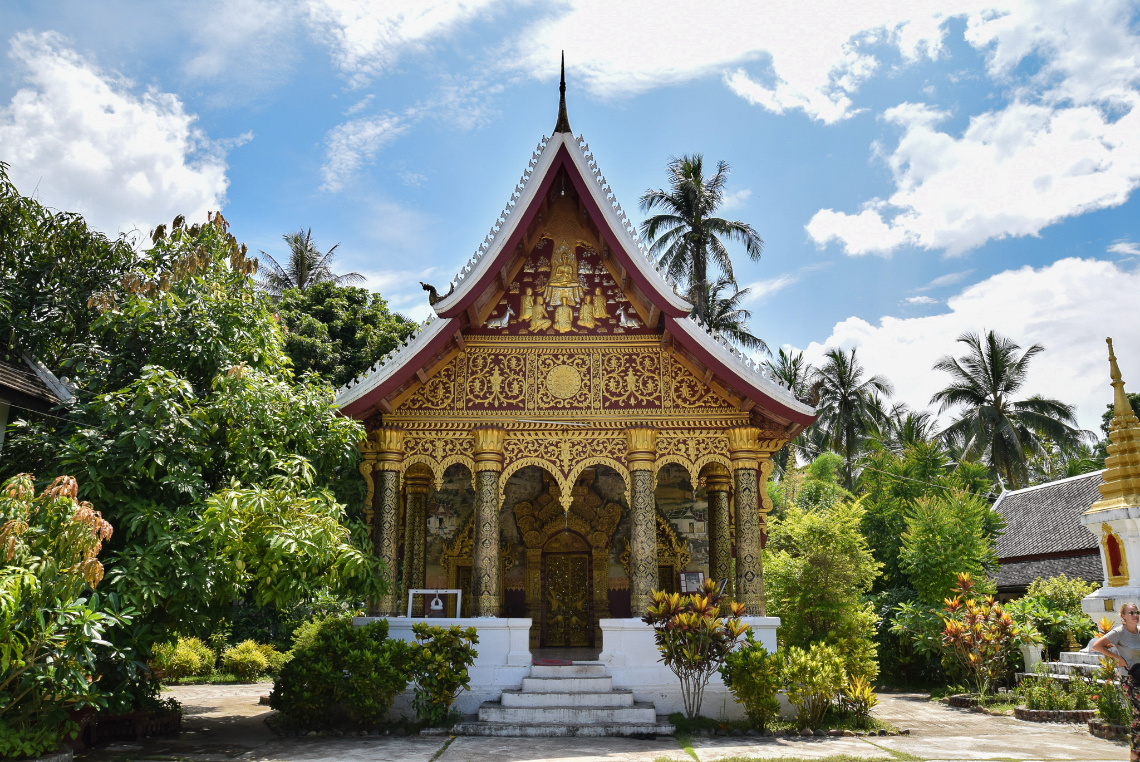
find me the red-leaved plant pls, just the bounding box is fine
[940,573,1021,697]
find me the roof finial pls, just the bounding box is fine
[1108,337,1135,421]
[1087,336,1140,515]
[554,52,571,134]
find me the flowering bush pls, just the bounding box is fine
[0,474,127,759]
[643,579,749,720]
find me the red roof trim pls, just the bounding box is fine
[339,317,457,418]
[665,315,815,427]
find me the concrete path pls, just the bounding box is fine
[74,685,1131,761]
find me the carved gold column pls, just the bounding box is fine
[472,427,506,617]
[403,468,432,616]
[371,427,404,617]
[727,426,780,616]
[625,427,658,617]
[705,463,734,603]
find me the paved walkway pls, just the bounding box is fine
[75,685,1131,761]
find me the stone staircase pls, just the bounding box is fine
[447,662,674,737]
[1019,651,1105,682]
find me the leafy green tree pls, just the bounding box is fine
[0,474,126,759]
[275,282,416,388]
[257,228,364,297]
[764,499,882,679]
[899,491,1001,606]
[639,155,763,321]
[690,276,769,354]
[931,330,1087,489]
[811,347,894,489]
[0,161,137,369]
[2,212,381,709]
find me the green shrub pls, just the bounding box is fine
[782,643,846,729]
[1019,672,1074,710]
[409,623,479,726]
[270,616,411,729]
[719,633,781,730]
[1026,574,1099,615]
[1093,656,1131,725]
[259,643,291,674]
[160,637,216,679]
[223,640,270,681]
[838,674,879,727]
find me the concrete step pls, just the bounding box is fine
[436,720,675,737]
[521,675,614,693]
[478,701,658,725]
[500,689,635,708]
[530,663,607,678]
[1031,662,1098,676]
[1060,651,1103,665]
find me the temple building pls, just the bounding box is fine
[335,66,814,685]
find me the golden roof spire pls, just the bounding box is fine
[554,52,571,134]
[1088,337,1140,514]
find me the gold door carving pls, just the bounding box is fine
[544,552,591,648]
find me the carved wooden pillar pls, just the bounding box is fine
[372,426,404,617]
[705,463,734,603]
[625,427,658,617]
[727,426,781,616]
[403,468,432,616]
[526,547,542,647]
[472,427,506,617]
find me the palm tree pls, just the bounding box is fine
[639,155,763,321]
[931,330,1087,489]
[692,276,769,354]
[256,228,365,297]
[766,348,814,404]
[811,347,894,489]
[873,400,940,454]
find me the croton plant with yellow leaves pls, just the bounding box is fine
[0,473,129,760]
[643,579,750,720]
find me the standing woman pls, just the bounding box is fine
[1091,602,1140,761]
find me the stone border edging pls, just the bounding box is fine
[1089,718,1129,741]
[946,694,979,707]
[1014,706,1095,722]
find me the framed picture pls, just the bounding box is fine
[678,571,705,594]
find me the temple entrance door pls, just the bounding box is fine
[541,531,593,648]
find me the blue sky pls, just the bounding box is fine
[2,1,1138,431]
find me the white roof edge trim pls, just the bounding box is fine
[563,135,691,312]
[671,316,815,418]
[433,134,558,314]
[334,315,453,410]
[20,350,73,402]
[998,469,1107,499]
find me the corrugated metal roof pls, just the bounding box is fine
[994,470,1105,558]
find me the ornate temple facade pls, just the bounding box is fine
[335,75,815,652]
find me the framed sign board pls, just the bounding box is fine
[678,571,705,594]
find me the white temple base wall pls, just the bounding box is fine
[354,617,533,717]
[598,617,784,721]
[1082,588,1140,627]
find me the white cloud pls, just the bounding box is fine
[917,269,974,291]
[0,31,232,239]
[181,0,300,102]
[320,114,407,192]
[720,188,752,212]
[399,170,427,187]
[305,0,502,87]
[807,1,1140,255]
[512,1,989,122]
[802,257,1140,432]
[742,263,828,304]
[1109,240,1140,257]
[904,295,938,305]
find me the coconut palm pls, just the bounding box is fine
[873,399,940,454]
[692,276,769,354]
[811,347,894,489]
[639,155,763,321]
[256,228,364,297]
[931,330,1087,489]
[766,348,814,404]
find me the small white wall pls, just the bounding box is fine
[598,616,782,721]
[354,616,532,716]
